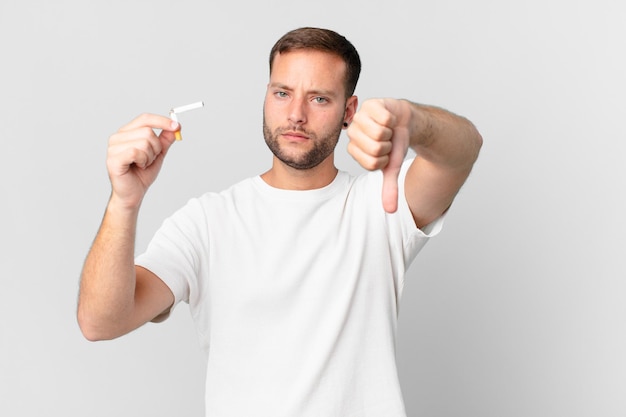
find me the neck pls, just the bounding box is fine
[261,155,338,190]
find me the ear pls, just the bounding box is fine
[343,96,358,128]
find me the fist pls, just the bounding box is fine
[106,113,180,208]
[347,98,412,213]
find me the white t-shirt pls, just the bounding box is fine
[136,159,443,417]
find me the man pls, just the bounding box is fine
[78,27,482,416]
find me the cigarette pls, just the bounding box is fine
[169,101,204,140]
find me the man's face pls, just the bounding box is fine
[263,50,350,170]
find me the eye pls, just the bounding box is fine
[313,96,328,104]
[275,91,289,98]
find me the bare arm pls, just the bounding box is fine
[402,102,482,227]
[347,99,482,228]
[77,114,179,341]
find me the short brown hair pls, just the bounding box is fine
[269,27,361,98]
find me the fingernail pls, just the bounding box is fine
[171,121,179,130]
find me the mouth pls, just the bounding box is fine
[281,131,310,141]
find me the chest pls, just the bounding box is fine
[204,193,393,320]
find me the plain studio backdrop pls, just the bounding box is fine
[1,1,624,416]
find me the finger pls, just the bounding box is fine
[157,126,179,155]
[108,144,153,175]
[347,139,389,171]
[349,126,394,157]
[108,127,173,174]
[118,113,180,134]
[381,166,400,213]
[110,126,161,155]
[351,107,395,144]
[113,114,180,161]
[380,132,407,213]
[360,99,396,127]
[347,129,392,166]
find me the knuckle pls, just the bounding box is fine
[137,140,157,158]
[137,113,153,122]
[351,111,366,124]
[362,156,383,171]
[139,126,155,137]
[108,131,123,145]
[373,125,392,141]
[370,141,388,156]
[128,147,143,161]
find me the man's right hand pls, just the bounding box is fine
[106,113,180,209]
[77,113,179,341]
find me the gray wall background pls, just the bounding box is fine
[1,1,624,416]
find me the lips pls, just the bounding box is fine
[281,131,310,141]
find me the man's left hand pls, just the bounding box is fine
[347,98,412,213]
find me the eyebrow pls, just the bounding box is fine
[269,83,338,98]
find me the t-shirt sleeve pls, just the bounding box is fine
[393,158,445,265]
[135,197,208,311]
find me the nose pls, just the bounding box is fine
[288,96,307,125]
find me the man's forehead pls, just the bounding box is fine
[271,50,346,72]
[269,50,347,91]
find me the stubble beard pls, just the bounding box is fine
[263,116,343,170]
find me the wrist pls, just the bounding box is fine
[406,101,434,150]
[107,192,143,217]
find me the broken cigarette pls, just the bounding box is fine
[169,101,204,140]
